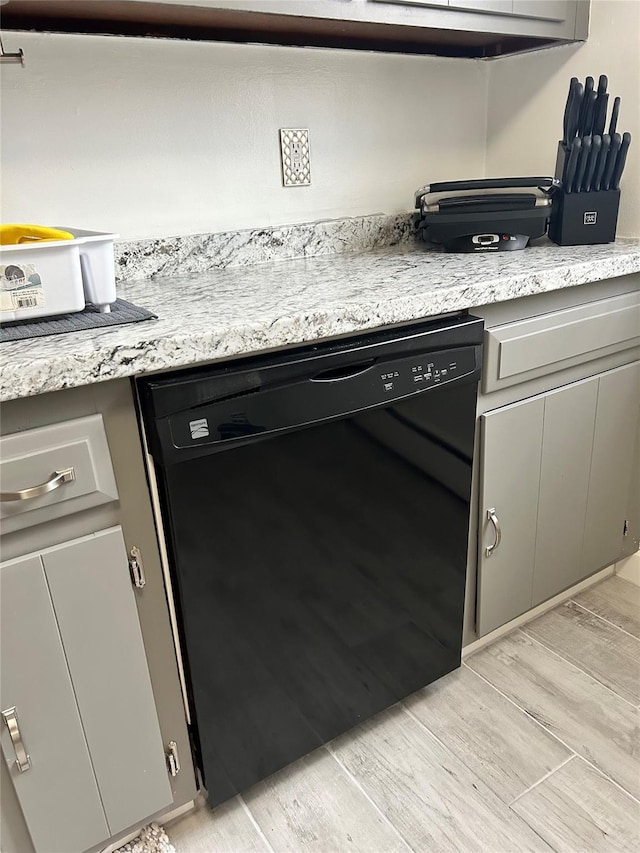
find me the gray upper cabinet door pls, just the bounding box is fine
[454,1,513,12]
[531,377,598,606]
[477,395,545,636]
[368,0,584,37]
[512,0,568,21]
[0,554,109,853]
[42,527,173,836]
[582,362,640,575]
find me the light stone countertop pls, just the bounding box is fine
[2,238,639,402]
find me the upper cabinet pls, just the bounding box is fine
[366,0,585,40]
[1,0,590,58]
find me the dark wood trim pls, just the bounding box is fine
[1,1,557,58]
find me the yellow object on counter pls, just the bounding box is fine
[0,224,75,245]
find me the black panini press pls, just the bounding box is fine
[415,177,557,252]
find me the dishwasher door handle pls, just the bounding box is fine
[310,360,376,382]
[485,507,502,557]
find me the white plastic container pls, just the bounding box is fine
[56,227,118,313]
[0,228,117,323]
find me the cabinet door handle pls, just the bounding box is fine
[0,467,75,502]
[1,707,31,772]
[485,507,502,557]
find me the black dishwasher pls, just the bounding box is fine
[138,314,483,806]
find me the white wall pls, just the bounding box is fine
[485,0,640,237]
[0,32,488,239]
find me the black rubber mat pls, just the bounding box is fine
[1,298,156,342]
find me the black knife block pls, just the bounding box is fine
[551,140,620,245]
[549,189,620,245]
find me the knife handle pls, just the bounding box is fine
[574,136,591,193]
[611,132,631,190]
[593,93,608,138]
[602,133,622,191]
[579,76,595,134]
[563,78,583,145]
[592,134,610,192]
[608,96,620,136]
[583,135,601,192]
[563,137,581,194]
[582,90,598,137]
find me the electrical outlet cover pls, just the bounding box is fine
[279,128,311,187]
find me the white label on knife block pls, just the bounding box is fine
[584,212,598,224]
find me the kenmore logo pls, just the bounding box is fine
[189,418,209,439]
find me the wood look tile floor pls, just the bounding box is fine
[166,575,640,852]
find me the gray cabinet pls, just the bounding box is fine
[477,361,640,636]
[1,0,589,57]
[532,378,597,605]
[1,527,173,853]
[582,362,640,575]
[511,1,568,20]
[0,555,109,853]
[0,414,118,536]
[368,0,585,37]
[384,0,569,20]
[477,394,544,636]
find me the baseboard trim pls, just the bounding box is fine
[615,551,640,586]
[462,564,615,659]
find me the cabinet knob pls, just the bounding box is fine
[485,507,502,557]
[1,707,31,773]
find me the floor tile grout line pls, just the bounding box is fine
[398,697,504,770]
[461,661,581,760]
[568,598,640,642]
[398,695,500,768]
[238,795,277,853]
[519,626,639,709]
[396,700,558,853]
[325,743,416,853]
[570,753,640,807]
[465,647,640,801]
[508,755,576,807]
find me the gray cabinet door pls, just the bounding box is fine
[369,0,582,36]
[582,362,640,575]
[478,360,640,637]
[0,555,109,853]
[477,395,544,636]
[531,377,598,605]
[512,0,568,21]
[42,527,173,835]
[451,1,513,12]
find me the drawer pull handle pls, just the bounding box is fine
[485,507,502,557]
[1,707,31,773]
[0,467,75,502]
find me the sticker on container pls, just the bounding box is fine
[0,263,45,313]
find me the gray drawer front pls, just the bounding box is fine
[483,291,640,393]
[0,414,118,535]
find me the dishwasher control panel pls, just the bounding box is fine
[161,345,480,456]
[378,347,476,395]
